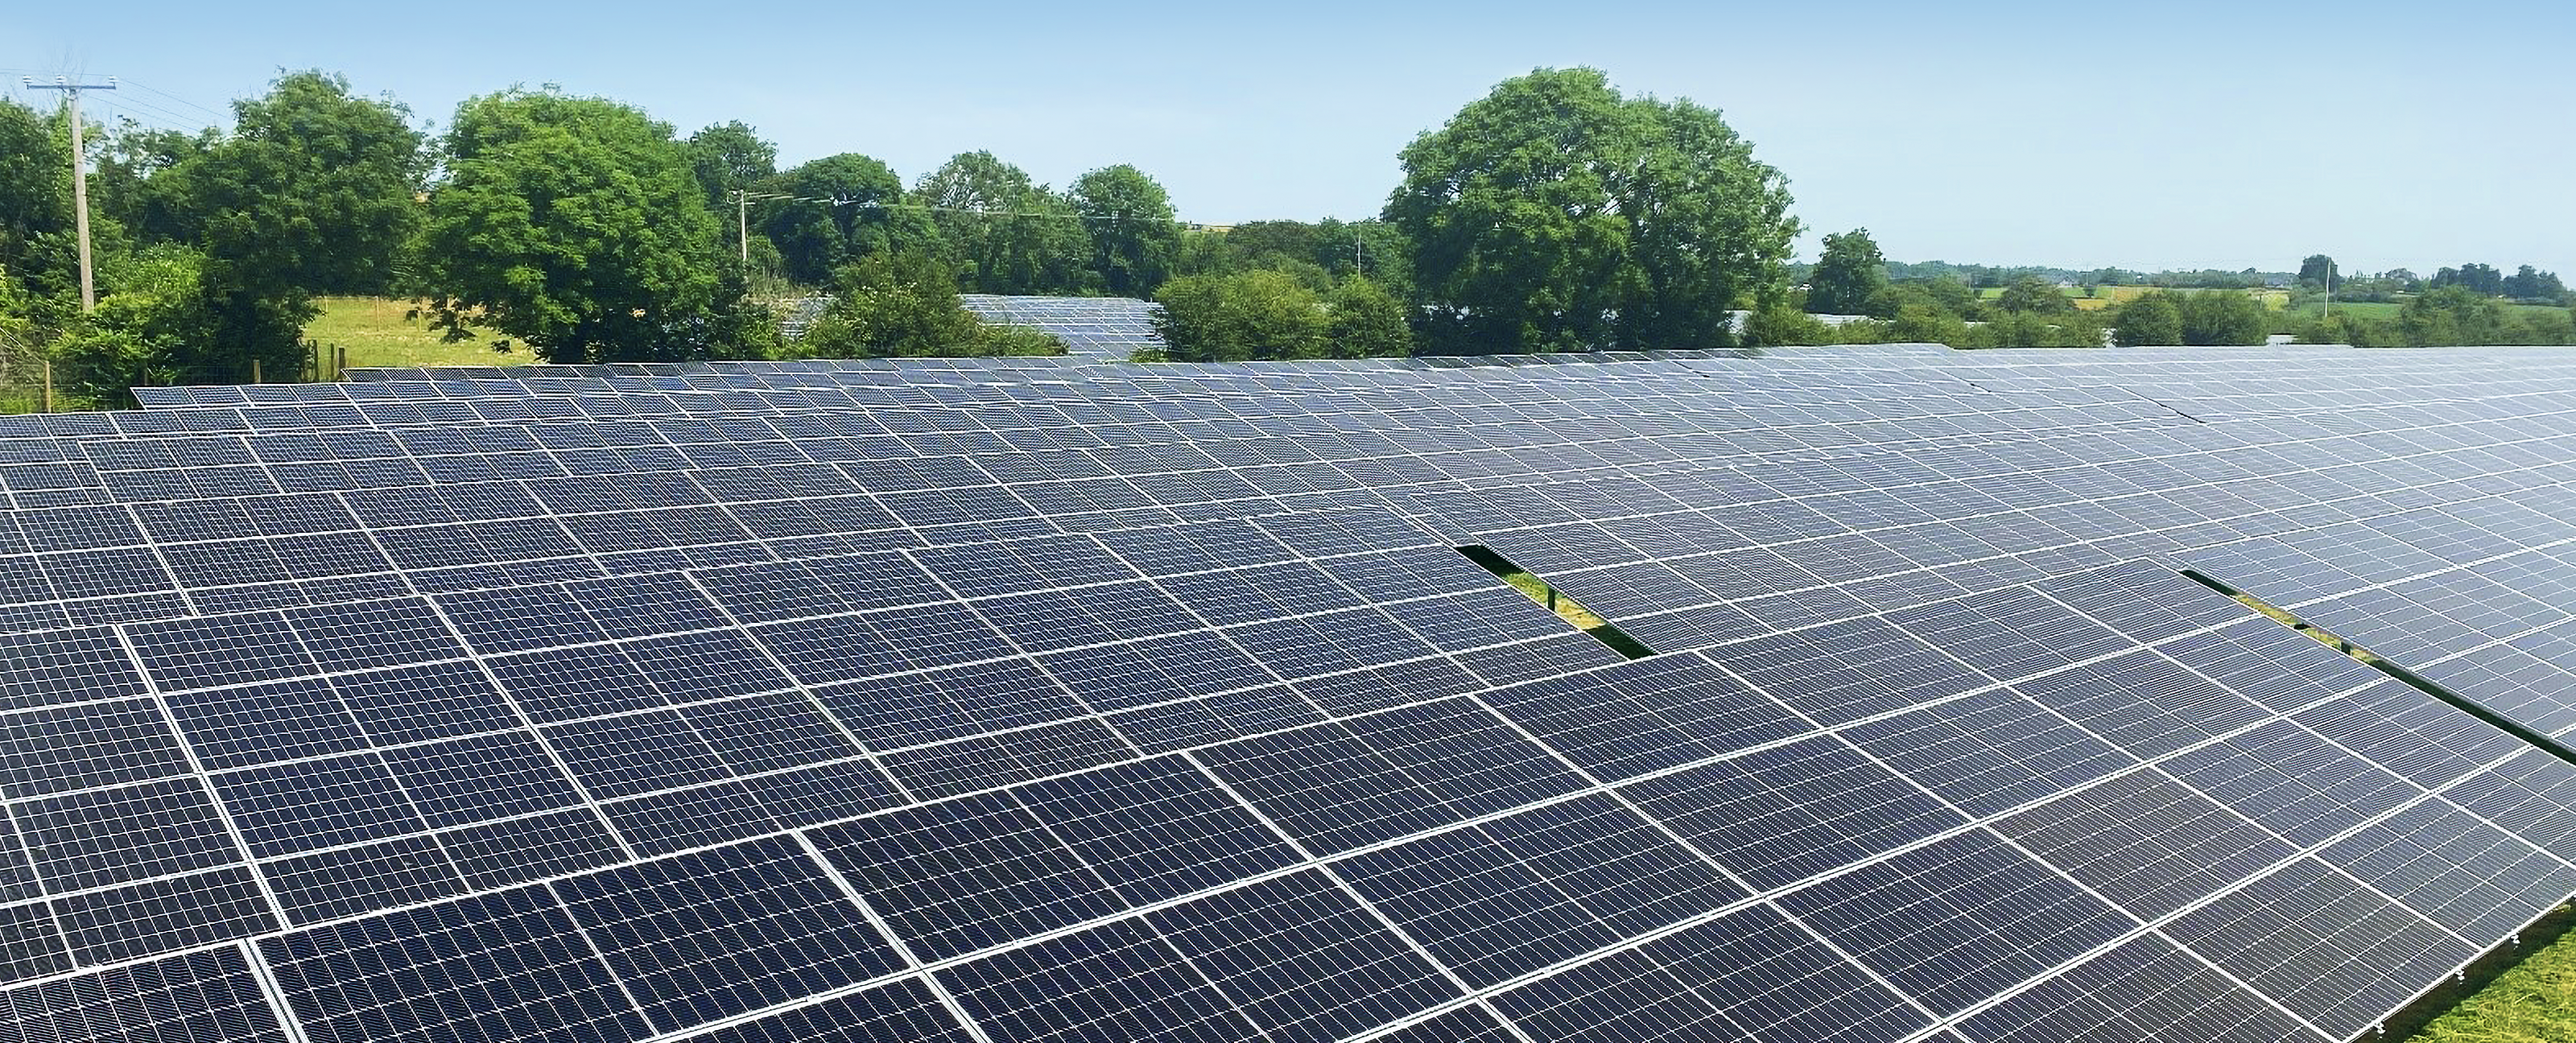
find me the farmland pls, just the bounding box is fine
[305,296,525,371]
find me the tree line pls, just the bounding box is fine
[0,72,1207,401]
[6,67,2571,397]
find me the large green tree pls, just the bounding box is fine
[0,97,79,303]
[159,72,424,298]
[1071,164,1179,296]
[686,120,777,209]
[1386,68,1797,352]
[2110,292,2183,346]
[1805,229,1885,315]
[763,153,933,286]
[911,151,1090,294]
[419,89,763,364]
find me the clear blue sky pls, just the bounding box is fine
[11,0,2571,275]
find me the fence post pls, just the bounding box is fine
[251,357,262,384]
[40,359,51,413]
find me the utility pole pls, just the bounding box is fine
[2323,258,2335,320]
[736,188,750,282]
[22,76,115,312]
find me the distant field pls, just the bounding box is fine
[306,296,525,372]
[2278,299,2568,322]
[1975,285,2286,312]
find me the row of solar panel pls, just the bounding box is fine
[8,547,2574,1043]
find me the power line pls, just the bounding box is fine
[113,77,226,121]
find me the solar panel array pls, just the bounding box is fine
[8,344,2575,1043]
[960,294,1166,359]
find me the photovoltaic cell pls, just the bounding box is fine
[6,343,2576,1043]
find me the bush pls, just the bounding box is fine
[1741,304,1837,347]
[2110,292,2183,346]
[2178,291,2267,345]
[1324,276,1414,358]
[1971,309,2103,348]
[1884,304,1968,345]
[799,249,1064,358]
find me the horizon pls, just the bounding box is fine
[10,0,2572,277]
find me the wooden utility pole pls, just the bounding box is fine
[22,76,116,312]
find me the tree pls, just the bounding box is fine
[1993,274,2073,314]
[1071,164,1179,296]
[419,89,757,364]
[1387,68,1796,352]
[0,97,80,302]
[798,249,1061,358]
[1805,229,1885,315]
[1151,270,1327,361]
[157,72,424,298]
[2111,292,2183,346]
[2500,265,2566,302]
[763,153,934,286]
[912,152,1091,294]
[2296,254,2339,291]
[686,121,777,209]
[2178,291,2266,345]
[2431,263,2504,296]
[1324,275,1414,357]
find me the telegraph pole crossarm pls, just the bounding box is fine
[21,76,117,313]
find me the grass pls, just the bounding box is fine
[2403,906,2576,1041]
[1975,285,2290,312]
[1500,571,1610,629]
[305,296,524,372]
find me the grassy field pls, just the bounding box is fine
[1975,285,2289,312]
[305,296,525,372]
[2405,909,2576,1041]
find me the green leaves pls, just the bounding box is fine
[420,89,745,365]
[1386,68,1795,353]
[1806,229,1887,315]
[1071,165,1179,297]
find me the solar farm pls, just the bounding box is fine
[959,295,1164,358]
[3,343,2574,1043]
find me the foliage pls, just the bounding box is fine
[1865,278,1978,320]
[1323,275,1414,357]
[2502,264,2569,303]
[44,245,217,403]
[0,97,74,300]
[686,120,777,210]
[2110,292,2183,346]
[1880,304,1967,345]
[912,151,1092,295]
[1151,270,1325,361]
[2297,254,2340,291]
[1805,229,1886,315]
[2177,290,2268,344]
[2431,262,2504,296]
[1071,164,1179,296]
[1386,67,1794,352]
[763,153,935,286]
[1152,270,1414,361]
[1740,304,1837,347]
[157,72,425,298]
[419,89,758,365]
[1972,308,2101,348]
[1993,274,2074,315]
[799,249,1062,358]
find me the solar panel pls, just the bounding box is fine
[6,344,2576,1043]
